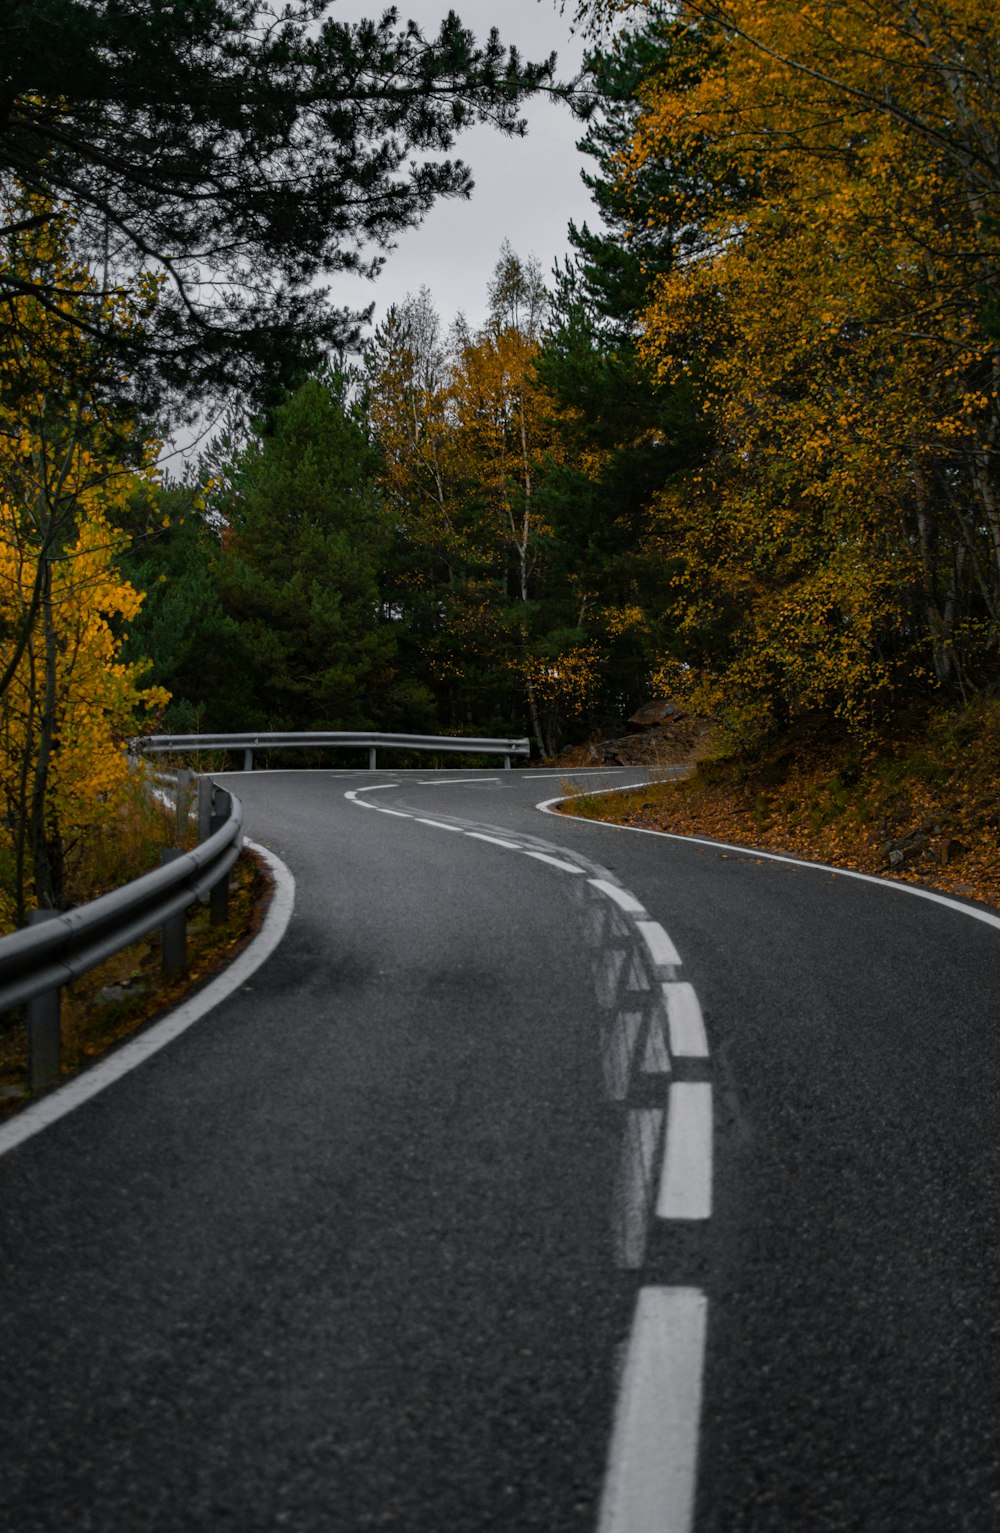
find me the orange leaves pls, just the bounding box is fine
[520,646,602,718]
[609,0,1000,728]
[0,185,166,918]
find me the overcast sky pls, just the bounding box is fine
[166,3,599,465]
[333,0,597,335]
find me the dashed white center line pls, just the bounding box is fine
[464,831,521,849]
[417,777,499,786]
[663,982,709,1059]
[637,920,683,969]
[588,878,648,915]
[523,851,587,874]
[373,808,412,819]
[343,773,713,1530]
[658,1083,713,1221]
[598,1286,708,1533]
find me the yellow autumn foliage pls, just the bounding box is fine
[599,0,1000,730]
[0,191,169,928]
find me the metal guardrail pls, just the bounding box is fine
[0,781,243,1087]
[133,730,531,772]
[2,730,526,1092]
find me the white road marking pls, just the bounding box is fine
[351,770,713,1529]
[524,771,623,779]
[414,818,464,832]
[417,777,499,786]
[523,851,587,874]
[537,785,650,815]
[598,1286,708,1533]
[373,807,411,819]
[658,1083,713,1221]
[541,787,1000,934]
[663,983,709,1059]
[0,842,296,1160]
[464,831,521,849]
[588,879,648,916]
[638,920,683,969]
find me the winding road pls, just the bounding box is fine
[2,765,1000,1531]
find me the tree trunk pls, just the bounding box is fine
[27,556,62,911]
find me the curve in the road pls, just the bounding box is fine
[0,840,296,1161]
[540,785,1000,933]
[5,766,1000,1531]
[346,778,714,1533]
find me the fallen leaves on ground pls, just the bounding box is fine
[560,705,1000,913]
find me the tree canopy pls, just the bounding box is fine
[566,0,1000,734]
[0,0,558,412]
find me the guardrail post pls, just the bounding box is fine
[369,745,377,770]
[175,768,195,844]
[504,753,512,770]
[27,909,61,1091]
[197,776,213,842]
[209,789,233,925]
[244,748,254,771]
[160,850,187,978]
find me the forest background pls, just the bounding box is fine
[2,0,999,933]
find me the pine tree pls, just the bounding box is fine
[1,2,560,414]
[535,9,714,727]
[208,375,405,731]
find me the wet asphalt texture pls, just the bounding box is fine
[2,768,999,1531]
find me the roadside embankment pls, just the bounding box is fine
[555,701,1000,913]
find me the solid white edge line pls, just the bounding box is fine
[638,920,683,969]
[588,877,648,916]
[523,771,633,779]
[658,1083,713,1221]
[524,851,587,874]
[663,982,709,1059]
[538,788,1000,934]
[537,784,650,818]
[598,1286,708,1533]
[0,841,296,1160]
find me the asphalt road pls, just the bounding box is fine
[2,765,999,1532]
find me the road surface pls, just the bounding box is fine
[1,765,999,1531]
